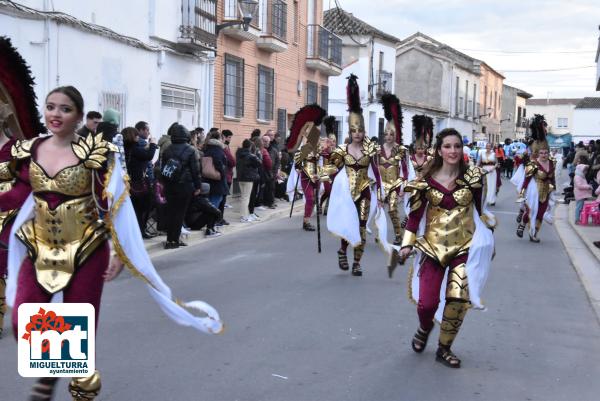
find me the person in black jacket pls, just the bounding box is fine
[123,127,158,238]
[185,183,223,237]
[236,139,261,222]
[161,124,201,249]
[203,131,229,209]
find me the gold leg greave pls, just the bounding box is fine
[69,370,101,401]
[388,192,403,243]
[0,275,6,336]
[438,301,468,349]
[446,263,469,301]
[353,226,366,263]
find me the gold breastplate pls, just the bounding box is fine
[16,161,107,294]
[534,168,551,203]
[416,187,475,266]
[302,155,318,178]
[17,195,107,294]
[345,154,371,200]
[29,161,92,196]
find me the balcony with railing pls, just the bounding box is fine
[178,0,218,51]
[221,0,260,41]
[306,24,342,76]
[256,0,288,52]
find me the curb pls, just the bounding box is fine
[554,203,600,323]
[145,201,304,259]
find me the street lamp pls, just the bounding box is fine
[216,0,259,35]
[499,113,512,123]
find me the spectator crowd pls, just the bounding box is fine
[79,109,292,250]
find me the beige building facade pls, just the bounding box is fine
[213,0,341,149]
[477,62,505,144]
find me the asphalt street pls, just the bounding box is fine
[1,176,600,401]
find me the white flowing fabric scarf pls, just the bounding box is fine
[7,157,223,334]
[407,179,496,322]
[509,164,540,236]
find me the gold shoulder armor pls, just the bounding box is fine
[524,162,537,177]
[11,137,39,160]
[404,179,429,193]
[456,166,484,189]
[362,139,378,157]
[71,133,118,170]
[396,145,407,160]
[404,179,428,211]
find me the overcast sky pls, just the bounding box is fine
[324,0,600,99]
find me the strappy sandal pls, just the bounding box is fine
[337,250,349,271]
[29,377,59,401]
[516,209,524,223]
[411,327,431,353]
[351,262,363,277]
[436,346,461,368]
[516,223,525,238]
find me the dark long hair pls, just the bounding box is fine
[421,128,467,180]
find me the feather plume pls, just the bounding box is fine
[0,36,46,139]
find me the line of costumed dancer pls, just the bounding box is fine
[287,75,497,368]
[511,115,556,243]
[0,36,222,401]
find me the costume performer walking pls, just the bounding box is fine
[319,116,338,215]
[410,115,434,177]
[0,85,222,401]
[378,93,413,245]
[322,74,383,277]
[477,142,499,206]
[399,128,496,368]
[514,115,555,242]
[287,104,327,232]
[0,36,48,339]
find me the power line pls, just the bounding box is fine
[499,65,595,72]
[459,48,595,54]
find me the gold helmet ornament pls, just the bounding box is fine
[286,104,327,154]
[529,114,549,155]
[412,115,433,150]
[380,93,403,144]
[346,74,364,135]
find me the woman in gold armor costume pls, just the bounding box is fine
[399,128,496,368]
[0,86,222,401]
[378,94,413,245]
[324,74,382,277]
[515,115,555,242]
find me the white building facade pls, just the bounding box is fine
[572,98,600,142]
[0,0,217,136]
[526,98,580,137]
[323,9,401,144]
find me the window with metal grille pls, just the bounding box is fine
[257,65,274,121]
[224,54,244,118]
[100,92,126,130]
[161,85,196,110]
[320,85,329,112]
[277,108,287,138]
[306,80,318,104]
[557,118,568,128]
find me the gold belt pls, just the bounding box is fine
[16,195,108,294]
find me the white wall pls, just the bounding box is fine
[328,37,398,144]
[1,2,214,137]
[573,109,600,138]
[526,103,577,136]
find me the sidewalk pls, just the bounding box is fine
[143,195,303,259]
[554,201,600,322]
